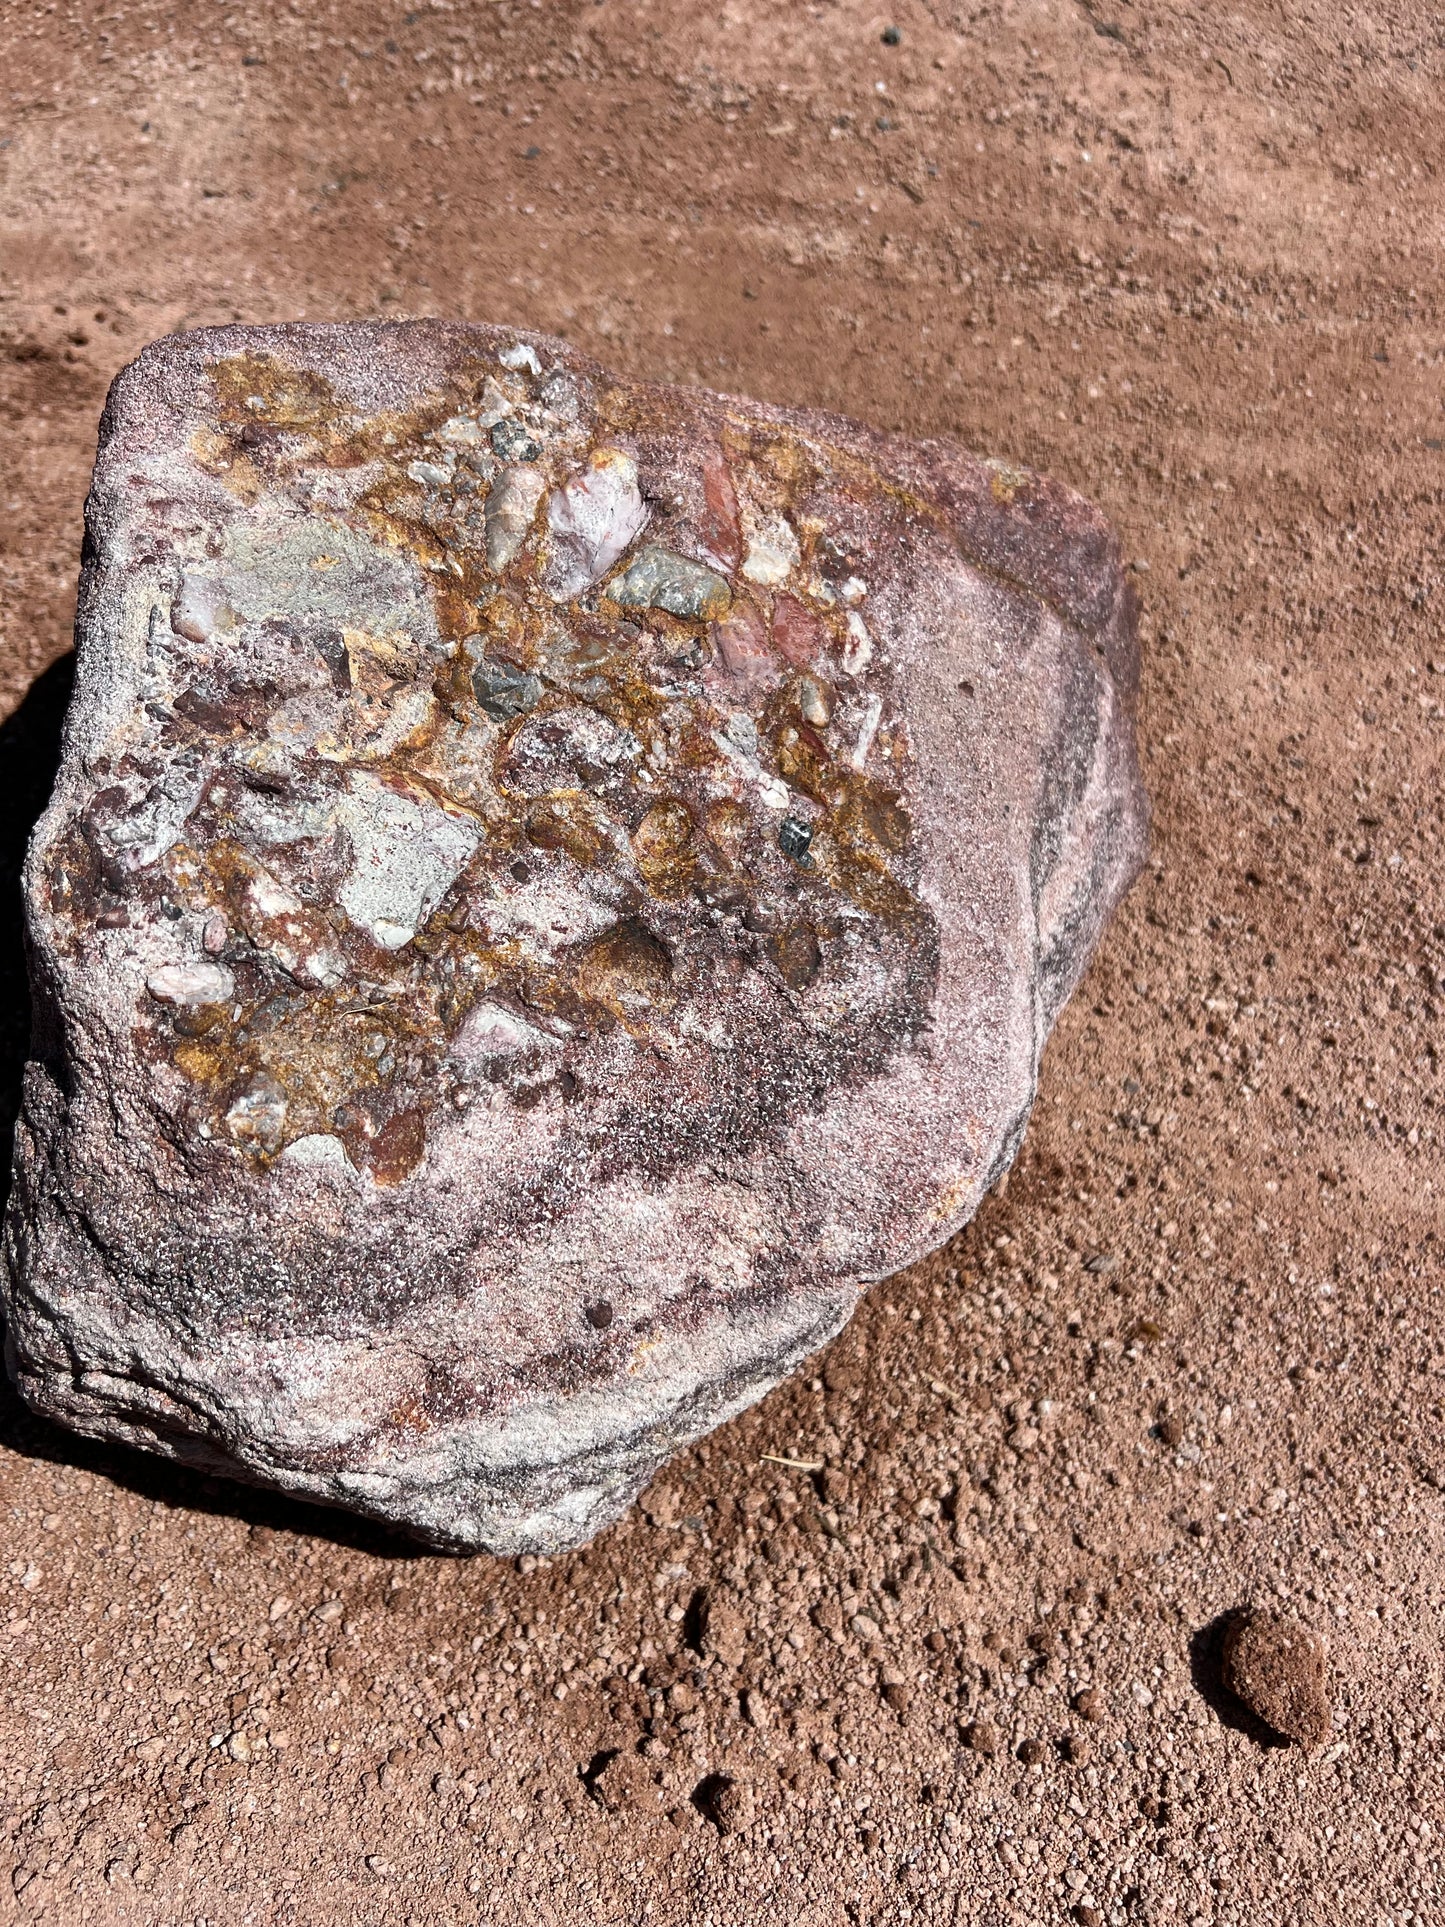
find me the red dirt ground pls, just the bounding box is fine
[0,4,1441,1923]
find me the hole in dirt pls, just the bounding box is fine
[682,1585,709,1654]
[581,1748,620,1795]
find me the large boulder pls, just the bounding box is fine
[2,322,1145,1551]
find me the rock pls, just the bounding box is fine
[544,446,648,599]
[1221,1607,1331,1745]
[586,1747,655,1813]
[797,675,831,727]
[740,512,801,587]
[698,1592,749,1671]
[692,1773,751,1835]
[961,1719,998,1758]
[612,544,732,621]
[2,320,1145,1554]
[485,464,546,572]
[145,959,234,1008]
[777,815,813,863]
[490,419,541,465]
[467,645,543,724]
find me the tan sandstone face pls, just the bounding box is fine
[48,338,938,1190]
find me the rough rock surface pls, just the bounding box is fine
[1221,1608,1333,1745]
[1,320,1145,1552]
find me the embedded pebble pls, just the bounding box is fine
[145,960,235,1008]
[490,419,542,464]
[778,816,813,862]
[842,609,874,675]
[476,379,513,428]
[741,513,800,586]
[498,341,542,375]
[612,545,732,621]
[484,464,546,572]
[468,649,543,722]
[546,447,649,600]
[226,1076,288,1153]
[798,676,832,726]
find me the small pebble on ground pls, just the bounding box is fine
[1221,1607,1332,1745]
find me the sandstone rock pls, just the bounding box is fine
[2,321,1145,1552]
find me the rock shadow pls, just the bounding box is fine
[0,650,73,1197]
[690,1772,735,1829]
[1189,1609,1290,1748]
[0,1382,424,1559]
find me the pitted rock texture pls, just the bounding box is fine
[2,321,1145,1552]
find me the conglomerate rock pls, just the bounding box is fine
[2,322,1146,1551]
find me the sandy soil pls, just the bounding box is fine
[0,3,1441,1923]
